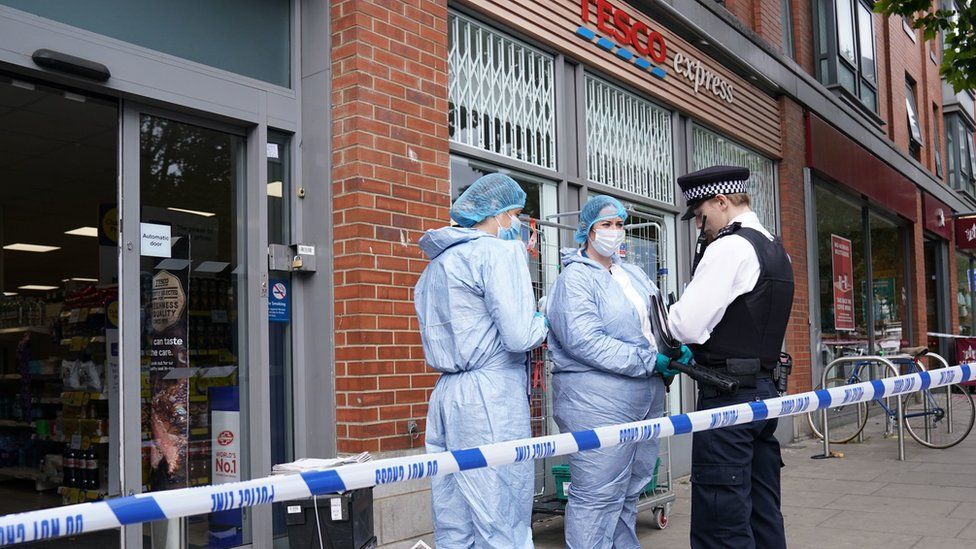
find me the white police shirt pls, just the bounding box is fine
[667,211,773,344]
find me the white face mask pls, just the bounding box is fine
[591,229,625,257]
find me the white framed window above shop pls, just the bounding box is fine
[781,0,795,58]
[813,0,879,117]
[906,78,923,161]
[448,10,557,171]
[691,125,778,231]
[934,104,944,178]
[946,113,976,197]
[584,74,674,204]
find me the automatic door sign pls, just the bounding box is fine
[269,279,290,323]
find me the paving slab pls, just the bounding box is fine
[533,417,976,548]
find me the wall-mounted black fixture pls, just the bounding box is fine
[31,49,110,82]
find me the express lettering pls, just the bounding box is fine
[673,52,735,103]
[581,0,667,63]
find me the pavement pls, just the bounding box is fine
[533,410,976,548]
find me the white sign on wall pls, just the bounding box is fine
[140,223,172,258]
[212,411,241,484]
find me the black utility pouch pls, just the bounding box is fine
[726,358,761,388]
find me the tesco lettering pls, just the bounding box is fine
[581,0,667,63]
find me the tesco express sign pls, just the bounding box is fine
[580,0,667,64]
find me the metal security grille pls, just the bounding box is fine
[585,74,674,204]
[448,12,557,170]
[692,126,778,231]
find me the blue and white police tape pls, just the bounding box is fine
[1,363,973,546]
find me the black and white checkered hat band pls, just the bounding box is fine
[682,179,748,202]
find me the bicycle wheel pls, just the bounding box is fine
[903,384,976,449]
[807,377,869,443]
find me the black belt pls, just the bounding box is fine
[697,359,775,396]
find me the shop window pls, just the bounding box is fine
[448,11,557,171]
[945,113,976,196]
[956,252,974,336]
[906,79,923,161]
[813,0,879,114]
[584,74,674,204]
[815,187,869,360]
[871,213,909,354]
[691,126,778,231]
[0,0,291,87]
[934,104,944,178]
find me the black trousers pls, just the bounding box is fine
[690,377,786,549]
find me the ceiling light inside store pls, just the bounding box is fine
[267,181,283,198]
[167,207,215,218]
[62,277,98,282]
[65,226,98,237]
[3,292,16,297]
[18,285,58,291]
[62,92,86,103]
[3,243,60,253]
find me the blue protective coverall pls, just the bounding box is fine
[415,226,548,549]
[547,249,667,549]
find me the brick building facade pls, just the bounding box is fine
[326,1,976,543]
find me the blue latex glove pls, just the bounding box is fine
[676,345,693,365]
[654,352,681,378]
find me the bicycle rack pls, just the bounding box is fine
[927,353,954,434]
[814,355,906,461]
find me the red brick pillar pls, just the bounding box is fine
[778,98,811,392]
[911,191,928,347]
[331,0,450,453]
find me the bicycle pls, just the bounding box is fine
[806,348,976,449]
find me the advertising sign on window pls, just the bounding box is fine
[831,234,855,331]
[954,338,976,386]
[149,236,190,489]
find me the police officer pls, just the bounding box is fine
[667,165,793,549]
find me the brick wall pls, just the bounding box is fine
[778,98,812,392]
[331,0,450,454]
[755,0,784,52]
[911,192,928,348]
[792,0,815,74]
[725,0,758,32]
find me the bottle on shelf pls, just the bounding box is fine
[63,447,76,488]
[85,449,98,490]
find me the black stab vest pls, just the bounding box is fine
[689,226,794,369]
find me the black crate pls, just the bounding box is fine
[284,488,376,549]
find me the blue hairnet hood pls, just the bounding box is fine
[575,195,628,243]
[450,173,527,228]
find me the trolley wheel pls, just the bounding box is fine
[653,507,669,530]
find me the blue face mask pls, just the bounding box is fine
[497,214,522,241]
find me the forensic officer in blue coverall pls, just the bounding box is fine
[667,166,794,549]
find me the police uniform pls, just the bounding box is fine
[667,166,794,549]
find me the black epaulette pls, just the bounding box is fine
[715,222,742,239]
